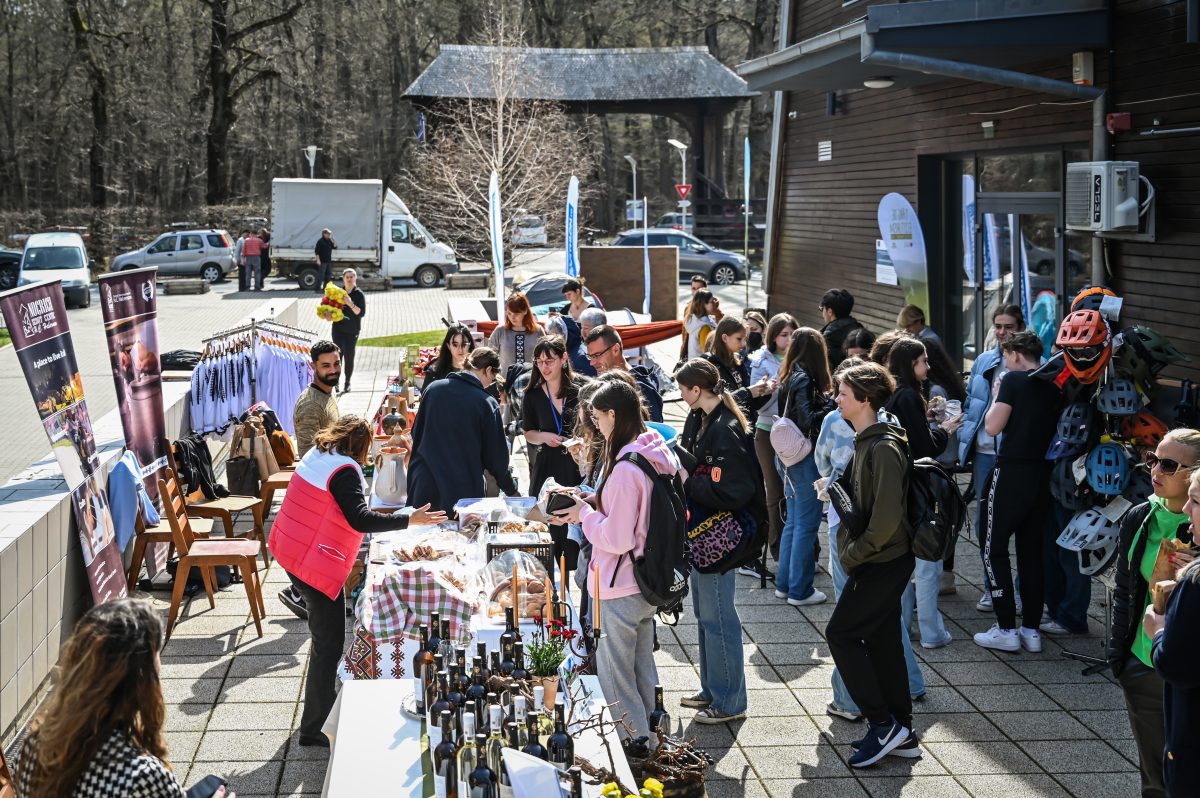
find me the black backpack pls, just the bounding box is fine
[609,452,691,612]
[906,456,967,561]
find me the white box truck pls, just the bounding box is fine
[269,178,458,290]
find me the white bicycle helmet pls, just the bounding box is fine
[1057,507,1111,552]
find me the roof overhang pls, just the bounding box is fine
[738,0,1109,93]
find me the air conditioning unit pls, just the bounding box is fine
[1066,161,1140,232]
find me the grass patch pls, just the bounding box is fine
[359,329,446,348]
[0,328,9,348]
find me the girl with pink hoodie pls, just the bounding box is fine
[553,380,682,747]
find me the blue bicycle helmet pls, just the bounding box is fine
[1057,401,1095,446]
[1086,442,1131,495]
[1096,377,1140,416]
[1046,434,1088,462]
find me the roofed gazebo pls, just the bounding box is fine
[404,45,755,198]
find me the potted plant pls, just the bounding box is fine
[527,616,577,709]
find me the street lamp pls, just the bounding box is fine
[667,138,688,234]
[623,155,638,224]
[302,145,322,179]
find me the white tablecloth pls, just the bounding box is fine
[320,675,635,798]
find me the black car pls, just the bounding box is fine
[0,248,20,290]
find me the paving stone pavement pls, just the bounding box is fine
[142,349,1135,798]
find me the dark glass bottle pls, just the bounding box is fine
[489,651,502,683]
[466,659,488,707]
[476,642,491,682]
[440,618,454,663]
[433,710,459,798]
[455,646,472,694]
[568,767,583,798]
[510,642,529,682]
[498,640,515,678]
[447,665,466,733]
[468,733,498,798]
[648,684,671,740]
[521,711,548,760]
[428,671,452,750]
[500,607,518,654]
[547,699,574,771]
[425,653,446,721]
[428,611,443,653]
[413,624,434,716]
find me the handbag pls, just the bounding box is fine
[234,421,280,479]
[226,430,262,497]
[685,463,759,574]
[827,462,867,540]
[770,382,812,467]
[270,429,296,467]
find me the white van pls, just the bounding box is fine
[19,232,94,308]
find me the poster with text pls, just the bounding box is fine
[0,281,126,604]
[877,193,930,314]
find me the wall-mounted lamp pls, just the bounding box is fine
[863,76,894,89]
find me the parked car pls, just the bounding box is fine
[515,272,603,316]
[0,247,21,290]
[18,231,94,308]
[610,228,747,285]
[111,229,234,283]
[512,215,548,247]
[653,212,694,234]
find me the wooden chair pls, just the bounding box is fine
[126,508,219,593]
[260,469,294,516]
[160,468,265,640]
[166,440,268,560]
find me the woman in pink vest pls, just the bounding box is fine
[269,415,445,747]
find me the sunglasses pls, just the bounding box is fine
[1143,452,1196,476]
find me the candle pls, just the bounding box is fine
[544,576,552,621]
[559,554,567,601]
[512,563,520,626]
[593,566,601,632]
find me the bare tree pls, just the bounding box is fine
[404,3,596,260]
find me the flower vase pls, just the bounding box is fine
[539,675,560,710]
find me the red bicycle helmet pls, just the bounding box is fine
[1120,409,1169,449]
[1058,310,1112,384]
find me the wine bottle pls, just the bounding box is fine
[489,651,502,683]
[486,704,505,776]
[547,699,574,771]
[428,611,443,653]
[568,767,583,798]
[413,624,434,717]
[510,642,529,682]
[433,710,459,798]
[440,618,454,663]
[468,733,498,798]
[512,695,527,748]
[498,722,519,798]
[466,659,487,707]
[447,664,466,714]
[648,684,671,740]
[457,712,477,798]
[455,646,471,694]
[521,711,548,760]
[425,652,446,720]
[499,640,515,678]
[428,671,452,750]
[500,607,517,654]
[476,642,491,682]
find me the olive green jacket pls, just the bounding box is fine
[838,422,912,573]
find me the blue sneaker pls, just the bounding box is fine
[848,719,910,768]
[852,729,921,758]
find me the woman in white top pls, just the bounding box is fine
[682,289,719,360]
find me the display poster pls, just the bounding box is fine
[962,175,977,287]
[565,175,580,278]
[99,267,169,575]
[876,192,930,313]
[0,281,125,604]
[489,170,505,323]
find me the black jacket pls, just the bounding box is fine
[701,353,769,419]
[407,371,518,512]
[1108,501,1192,674]
[173,435,227,499]
[779,365,830,439]
[821,315,863,370]
[1153,574,1200,796]
[628,364,664,423]
[885,385,948,461]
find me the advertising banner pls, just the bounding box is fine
[99,267,169,575]
[0,281,126,603]
[565,176,580,278]
[877,192,930,314]
[489,171,505,322]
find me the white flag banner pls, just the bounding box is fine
[642,195,651,314]
[565,175,580,278]
[489,171,505,321]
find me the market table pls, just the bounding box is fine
[320,675,636,798]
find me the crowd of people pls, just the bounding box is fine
[14,278,1200,796]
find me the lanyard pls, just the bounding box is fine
[545,385,563,436]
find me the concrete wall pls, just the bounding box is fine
[579,246,680,321]
[0,297,302,742]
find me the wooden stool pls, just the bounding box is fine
[260,470,294,516]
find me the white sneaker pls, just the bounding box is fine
[973,624,1020,652]
[1039,619,1072,636]
[976,592,993,612]
[788,590,827,607]
[1018,627,1043,653]
[774,589,788,600]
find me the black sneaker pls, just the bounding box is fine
[848,719,910,768]
[298,733,329,748]
[852,729,921,758]
[279,587,309,620]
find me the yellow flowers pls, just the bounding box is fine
[316,282,347,323]
[600,777,663,798]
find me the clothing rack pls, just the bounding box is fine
[199,317,316,408]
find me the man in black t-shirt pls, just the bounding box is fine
[974,331,1062,654]
[314,228,336,292]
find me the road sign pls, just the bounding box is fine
[675,184,692,201]
[677,200,691,208]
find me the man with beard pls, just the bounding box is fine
[280,340,343,621]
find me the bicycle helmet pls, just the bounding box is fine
[1086,442,1131,495]
[1057,507,1111,551]
[1079,526,1120,577]
[1046,434,1087,462]
[1050,457,1096,511]
[1120,410,1169,449]
[1122,325,1190,371]
[1123,466,1154,506]
[1095,377,1141,416]
[1112,340,1159,394]
[1071,285,1118,314]
[1056,401,1096,446]
[1058,310,1112,384]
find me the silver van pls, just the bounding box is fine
[19,232,94,308]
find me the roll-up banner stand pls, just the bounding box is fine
[0,281,126,603]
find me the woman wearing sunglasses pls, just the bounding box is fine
[1109,427,1200,798]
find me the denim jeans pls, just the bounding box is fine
[827,520,926,711]
[902,558,952,647]
[1043,501,1092,632]
[776,454,822,601]
[690,570,748,715]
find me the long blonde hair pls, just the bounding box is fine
[675,358,749,433]
[22,599,169,798]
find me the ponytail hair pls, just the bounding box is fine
[675,358,749,434]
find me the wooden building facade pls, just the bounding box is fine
[741,0,1200,374]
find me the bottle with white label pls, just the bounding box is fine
[433,710,459,798]
[457,712,477,798]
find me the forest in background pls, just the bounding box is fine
[0,0,779,254]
